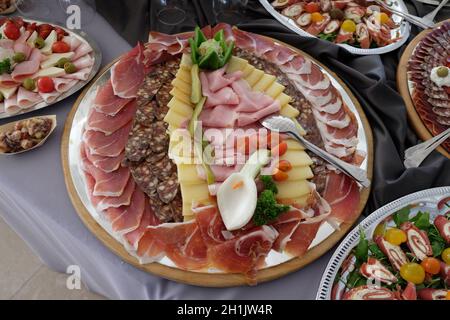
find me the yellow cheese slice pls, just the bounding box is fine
[163,108,187,129]
[287,166,314,180]
[176,69,191,84]
[180,53,192,71]
[276,180,311,199]
[168,98,193,118]
[41,52,75,69]
[253,74,276,92]
[245,69,264,87]
[278,194,310,208]
[242,64,255,78]
[171,78,191,95]
[281,150,313,167]
[181,183,210,208]
[280,104,300,118]
[178,164,204,184]
[226,56,248,74]
[32,67,65,79]
[285,139,305,151]
[265,82,285,99]
[169,87,191,105]
[275,92,292,107]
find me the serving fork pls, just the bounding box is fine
[261,116,371,188]
[404,128,450,168]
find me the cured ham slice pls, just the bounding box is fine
[17,87,43,109]
[199,104,237,128]
[137,221,209,270]
[204,67,242,92]
[123,202,160,250]
[62,67,91,81]
[39,90,61,104]
[194,205,227,246]
[4,94,19,114]
[284,222,322,257]
[81,146,130,197]
[232,80,275,113]
[323,172,360,223]
[271,210,303,252]
[72,42,93,61]
[93,80,133,116]
[208,225,278,279]
[73,54,95,70]
[53,78,78,93]
[147,31,192,56]
[0,74,19,88]
[107,188,146,235]
[111,43,146,99]
[86,100,136,135]
[84,142,124,173]
[83,121,132,157]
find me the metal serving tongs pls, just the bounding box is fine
[261,116,371,188]
[370,0,444,29]
[404,128,450,168]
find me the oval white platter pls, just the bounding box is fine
[0,18,102,120]
[66,50,370,273]
[259,0,411,55]
[316,186,450,300]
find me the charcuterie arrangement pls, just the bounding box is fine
[269,0,401,49]
[407,22,450,153]
[66,23,372,285]
[0,17,96,117]
[331,196,450,300]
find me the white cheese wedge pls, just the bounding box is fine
[41,30,57,55]
[27,31,38,47]
[40,52,74,69]
[0,86,18,99]
[32,67,65,79]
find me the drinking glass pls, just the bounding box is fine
[154,0,187,26]
[212,0,249,25]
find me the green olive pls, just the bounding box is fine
[0,92,4,102]
[64,62,77,74]
[23,78,36,91]
[437,66,448,78]
[330,8,344,20]
[34,37,45,49]
[56,57,70,68]
[12,52,26,63]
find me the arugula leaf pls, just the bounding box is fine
[411,211,430,229]
[318,32,337,42]
[0,58,11,75]
[392,207,410,227]
[427,224,446,257]
[354,228,369,263]
[346,268,366,289]
[369,243,387,262]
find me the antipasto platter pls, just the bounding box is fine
[62,24,373,286]
[317,187,450,300]
[0,17,101,119]
[398,20,450,158]
[259,0,410,55]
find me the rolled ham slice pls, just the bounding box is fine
[53,78,78,93]
[16,30,31,44]
[62,67,91,81]
[13,42,32,60]
[0,74,20,88]
[0,39,14,50]
[73,54,94,70]
[17,87,43,109]
[63,35,82,51]
[39,90,62,104]
[72,42,93,61]
[4,94,20,115]
[11,48,42,82]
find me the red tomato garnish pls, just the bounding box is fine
[54,27,67,41]
[37,24,53,39]
[305,2,320,13]
[26,22,37,33]
[4,22,21,40]
[52,41,70,53]
[271,142,288,157]
[37,77,55,93]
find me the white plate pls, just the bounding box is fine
[259,0,411,55]
[0,18,102,120]
[316,186,450,300]
[67,50,370,272]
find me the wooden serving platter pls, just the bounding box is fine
[62,36,374,287]
[397,20,450,159]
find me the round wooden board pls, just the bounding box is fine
[61,34,374,287]
[397,19,450,159]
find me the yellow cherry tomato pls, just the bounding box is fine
[378,12,390,24]
[421,257,441,275]
[341,20,356,33]
[373,222,387,237]
[311,12,324,23]
[442,248,450,265]
[384,228,407,246]
[400,263,426,285]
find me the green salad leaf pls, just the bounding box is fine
[0,58,12,75]
[318,32,337,42]
[411,211,431,229]
[392,207,410,227]
[354,227,369,263]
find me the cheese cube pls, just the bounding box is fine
[280,104,300,118]
[226,56,248,74]
[245,69,264,87]
[265,82,285,98]
[276,180,311,199]
[281,150,313,167]
[253,74,276,92]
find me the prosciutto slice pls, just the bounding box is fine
[111,43,146,99]
[83,121,132,157]
[93,80,133,116]
[86,100,136,135]
[123,202,160,250]
[17,87,42,109]
[84,141,125,173]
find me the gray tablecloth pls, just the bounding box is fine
[0,0,344,299]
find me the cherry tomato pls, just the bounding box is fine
[54,27,67,41]
[378,12,390,24]
[37,77,55,93]
[373,222,387,237]
[384,228,407,246]
[26,22,37,33]
[400,263,426,285]
[421,257,441,275]
[277,160,292,172]
[442,248,450,265]
[37,24,53,39]
[273,168,289,182]
[305,2,320,13]
[4,22,21,40]
[271,142,288,157]
[311,12,325,23]
[52,41,70,53]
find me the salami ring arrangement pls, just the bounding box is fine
[65,24,373,286]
